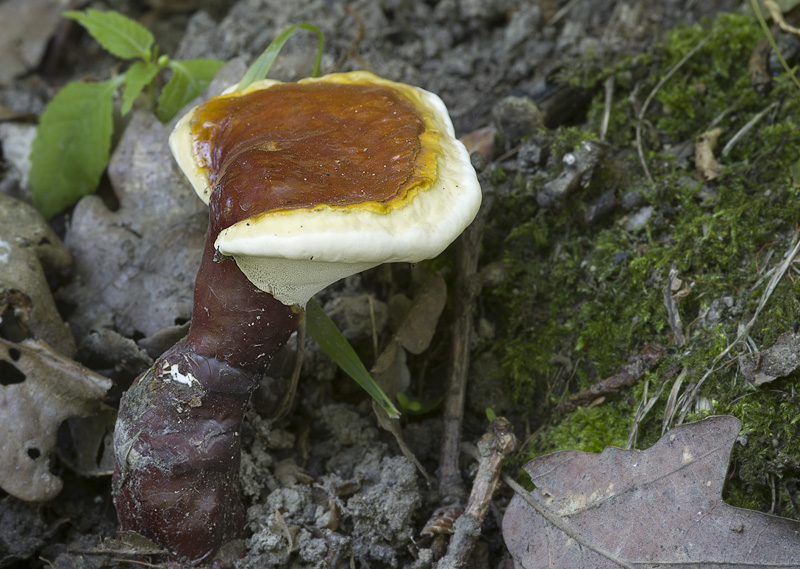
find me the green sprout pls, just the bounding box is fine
[30,9,224,219]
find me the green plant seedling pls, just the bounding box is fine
[30,9,224,219]
[306,298,400,418]
[237,23,324,90]
[395,391,444,416]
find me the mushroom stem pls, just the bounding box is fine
[187,216,300,371]
[112,223,300,562]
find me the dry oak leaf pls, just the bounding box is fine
[0,338,111,501]
[503,415,800,569]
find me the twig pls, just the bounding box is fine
[111,559,164,568]
[663,264,686,347]
[626,363,680,448]
[273,322,305,423]
[437,418,516,569]
[722,101,779,157]
[494,142,522,163]
[438,183,494,503]
[549,0,580,25]
[333,4,366,72]
[661,368,686,435]
[599,75,615,142]
[559,344,664,413]
[635,33,712,184]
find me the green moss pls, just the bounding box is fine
[537,403,634,455]
[716,378,800,517]
[488,9,800,518]
[654,13,764,141]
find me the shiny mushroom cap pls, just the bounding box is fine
[170,71,481,306]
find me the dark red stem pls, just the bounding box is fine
[112,221,299,562]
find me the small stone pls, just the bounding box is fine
[491,96,544,148]
[584,190,617,225]
[621,190,645,211]
[623,205,654,231]
[517,136,547,177]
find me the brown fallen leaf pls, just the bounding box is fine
[372,273,448,395]
[0,338,112,501]
[459,125,497,162]
[372,274,448,484]
[503,415,800,568]
[394,273,448,356]
[739,330,800,386]
[0,193,76,356]
[695,127,724,180]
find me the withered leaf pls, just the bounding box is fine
[394,273,447,355]
[695,127,724,180]
[371,275,447,485]
[0,338,111,501]
[372,273,448,399]
[503,415,800,568]
[739,330,800,386]
[0,193,75,356]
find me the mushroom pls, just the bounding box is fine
[170,71,481,307]
[112,71,481,561]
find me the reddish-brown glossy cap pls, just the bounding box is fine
[171,71,480,305]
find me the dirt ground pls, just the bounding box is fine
[3,0,786,567]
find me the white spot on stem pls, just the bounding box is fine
[162,363,197,386]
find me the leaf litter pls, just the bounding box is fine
[0,338,111,501]
[503,415,800,569]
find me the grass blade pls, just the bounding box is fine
[238,23,324,91]
[306,298,400,418]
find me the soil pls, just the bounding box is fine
[3,0,788,568]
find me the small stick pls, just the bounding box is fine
[663,264,686,347]
[599,75,615,142]
[559,344,664,413]
[438,184,494,503]
[437,418,517,569]
[721,101,779,157]
[549,0,580,25]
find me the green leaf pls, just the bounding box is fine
[306,298,400,418]
[30,77,123,219]
[157,58,225,122]
[64,9,154,61]
[121,60,160,115]
[396,392,444,415]
[238,23,325,91]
